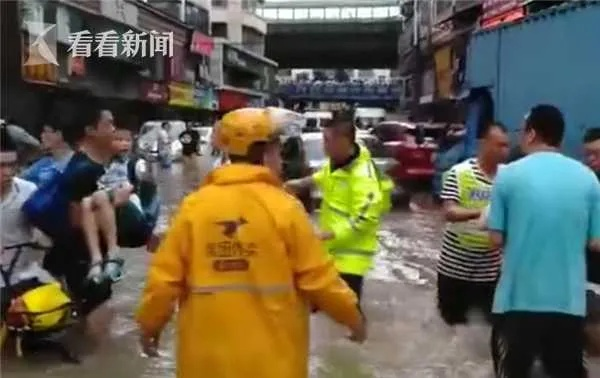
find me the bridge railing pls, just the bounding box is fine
[276,82,402,101]
[257,5,401,21]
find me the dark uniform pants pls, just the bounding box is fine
[491,311,586,378]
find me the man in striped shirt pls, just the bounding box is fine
[437,123,509,326]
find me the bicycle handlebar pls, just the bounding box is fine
[2,243,48,251]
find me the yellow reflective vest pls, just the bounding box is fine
[313,146,390,276]
[445,159,494,251]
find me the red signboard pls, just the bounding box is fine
[190,31,214,57]
[482,0,522,21]
[140,81,169,104]
[481,7,525,29]
[219,90,248,112]
[69,56,86,77]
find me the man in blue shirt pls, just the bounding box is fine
[488,105,600,378]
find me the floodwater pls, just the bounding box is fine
[3,158,599,377]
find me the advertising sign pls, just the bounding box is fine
[141,81,169,104]
[193,82,217,110]
[219,90,248,112]
[434,46,453,99]
[482,0,523,22]
[169,82,196,108]
[190,31,214,57]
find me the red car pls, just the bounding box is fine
[373,121,445,188]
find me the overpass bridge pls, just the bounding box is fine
[259,0,402,69]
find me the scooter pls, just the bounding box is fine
[0,243,79,363]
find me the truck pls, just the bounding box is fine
[462,1,600,159]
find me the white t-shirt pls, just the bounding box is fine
[0,177,54,287]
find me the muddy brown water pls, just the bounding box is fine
[3,159,599,377]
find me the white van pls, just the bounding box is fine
[354,108,386,130]
[303,110,332,131]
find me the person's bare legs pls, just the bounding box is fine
[101,184,133,282]
[81,196,103,281]
[92,190,118,254]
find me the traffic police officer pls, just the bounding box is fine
[286,111,391,301]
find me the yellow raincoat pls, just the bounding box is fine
[136,164,362,378]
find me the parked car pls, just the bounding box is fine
[379,122,447,190]
[136,120,186,162]
[303,110,331,132]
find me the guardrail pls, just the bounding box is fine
[276,82,402,101]
[257,5,401,21]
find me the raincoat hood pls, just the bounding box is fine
[203,163,282,187]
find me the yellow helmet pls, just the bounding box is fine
[217,108,279,156]
[19,282,71,330]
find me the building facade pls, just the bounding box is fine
[209,0,277,113]
[0,0,279,132]
[210,0,266,56]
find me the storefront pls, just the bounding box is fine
[169,82,196,108]
[136,80,169,123]
[218,89,249,113]
[220,42,277,99]
[194,82,217,111]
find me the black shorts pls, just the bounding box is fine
[437,273,496,325]
[340,273,364,302]
[43,232,112,317]
[491,311,586,378]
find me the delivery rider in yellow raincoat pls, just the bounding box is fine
[286,111,392,302]
[135,107,366,378]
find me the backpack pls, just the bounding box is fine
[21,155,80,239]
[118,157,161,247]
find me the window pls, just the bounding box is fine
[146,0,179,19]
[262,8,277,19]
[294,8,309,19]
[20,0,56,31]
[324,7,340,19]
[242,26,264,55]
[211,0,227,8]
[340,7,356,19]
[308,8,324,19]
[212,22,228,38]
[242,0,257,12]
[278,9,293,20]
[357,7,371,19]
[185,3,209,34]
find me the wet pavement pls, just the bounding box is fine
[3,157,599,377]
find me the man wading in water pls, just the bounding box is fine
[437,122,509,325]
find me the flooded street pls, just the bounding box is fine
[3,158,599,377]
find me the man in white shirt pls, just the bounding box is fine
[0,126,54,315]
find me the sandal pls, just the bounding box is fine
[86,262,104,284]
[104,258,125,283]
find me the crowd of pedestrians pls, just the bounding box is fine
[2,103,600,378]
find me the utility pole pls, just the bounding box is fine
[179,0,187,22]
[412,0,419,47]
